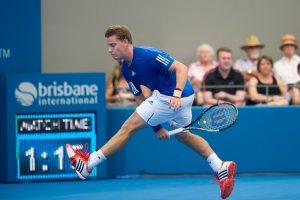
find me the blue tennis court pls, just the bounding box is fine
[1,175,300,200]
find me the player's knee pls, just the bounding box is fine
[175,132,191,143]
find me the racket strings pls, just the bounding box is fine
[198,104,237,131]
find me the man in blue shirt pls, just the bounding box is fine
[66,25,236,199]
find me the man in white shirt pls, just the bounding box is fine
[274,34,300,84]
[234,35,265,81]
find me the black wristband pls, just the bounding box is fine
[152,125,162,133]
[174,88,182,91]
[172,95,180,98]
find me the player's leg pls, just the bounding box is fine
[174,132,236,199]
[100,111,147,157]
[66,90,170,180]
[89,90,172,168]
[172,126,222,173]
[66,111,147,179]
[171,95,215,160]
[172,95,236,199]
[174,131,214,158]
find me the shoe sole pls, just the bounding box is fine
[222,177,234,199]
[65,144,90,180]
[227,161,237,177]
[76,170,87,180]
[65,144,78,168]
[65,144,75,158]
[222,162,237,199]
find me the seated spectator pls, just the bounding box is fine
[289,63,300,105]
[248,56,289,106]
[274,34,300,84]
[203,47,246,106]
[234,35,265,81]
[188,44,218,106]
[106,60,137,107]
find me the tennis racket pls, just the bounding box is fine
[168,102,238,136]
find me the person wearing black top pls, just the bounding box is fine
[248,55,288,105]
[203,47,246,106]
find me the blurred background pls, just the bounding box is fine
[42,0,300,74]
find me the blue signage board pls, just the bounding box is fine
[0,0,41,74]
[0,73,106,181]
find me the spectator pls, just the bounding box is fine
[248,56,288,106]
[289,63,300,105]
[188,44,218,105]
[274,34,300,84]
[234,35,265,81]
[203,47,246,106]
[106,60,137,107]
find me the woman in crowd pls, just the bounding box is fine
[248,55,289,105]
[106,60,137,107]
[188,44,218,105]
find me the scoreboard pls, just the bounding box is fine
[16,113,97,180]
[0,73,106,182]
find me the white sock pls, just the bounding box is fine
[88,149,107,169]
[207,153,222,172]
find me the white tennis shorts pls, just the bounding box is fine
[136,90,194,128]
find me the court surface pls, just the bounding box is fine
[1,175,300,200]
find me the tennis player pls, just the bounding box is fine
[66,25,236,199]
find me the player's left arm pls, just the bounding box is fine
[168,60,188,110]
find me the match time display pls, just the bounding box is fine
[16,113,97,180]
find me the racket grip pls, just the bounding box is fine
[168,128,184,136]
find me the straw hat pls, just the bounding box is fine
[280,34,298,50]
[241,35,265,50]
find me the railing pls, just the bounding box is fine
[201,84,290,96]
[197,84,295,105]
[105,84,300,106]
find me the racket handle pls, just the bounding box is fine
[168,128,184,136]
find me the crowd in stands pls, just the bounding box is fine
[106,34,300,107]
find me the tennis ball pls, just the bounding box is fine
[203,120,206,124]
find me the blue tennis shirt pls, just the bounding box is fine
[122,46,194,97]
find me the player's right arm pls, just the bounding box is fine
[134,94,146,105]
